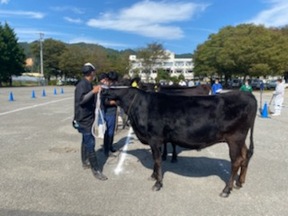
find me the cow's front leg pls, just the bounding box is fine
[150,142,163,191]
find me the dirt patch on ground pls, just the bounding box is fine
[49,147,78,153]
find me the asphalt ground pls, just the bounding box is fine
[0,86,288,216]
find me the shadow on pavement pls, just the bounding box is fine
[126,148,230,184]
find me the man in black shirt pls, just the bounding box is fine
[74,63,107,181]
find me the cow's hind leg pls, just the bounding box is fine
[220,139,245,198]
[235,144,251,188]
[161,143,168,161]
[150,142,163,191]
[171,143,178,163]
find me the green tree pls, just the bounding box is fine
[31,38,67,81]
[193,24,288,83]
[59,46,87,80]
[106,50,132,77]
[0,23,25,86]
[58,44,131,81]
[155,68,170,82]
[137,42,169,81]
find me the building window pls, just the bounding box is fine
[175,61,184,67]
[163,62,173,67]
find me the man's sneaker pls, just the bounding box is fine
[271,113,280,116]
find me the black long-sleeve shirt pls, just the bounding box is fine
[74,78,96,132]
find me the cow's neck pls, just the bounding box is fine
[126,94,138,116]
[119,89,139,114]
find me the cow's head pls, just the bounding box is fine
[101,84,140,111]
[101,85,130,100]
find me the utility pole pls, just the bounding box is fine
[39,33,44,76]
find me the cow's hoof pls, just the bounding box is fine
[234,181,243,189]
[234,183,242,190]
[152,182,162,191]
[219,192,230,198]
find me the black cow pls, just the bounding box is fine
[158,84,211,162]
[103,87,257,197]
[158,84,211,96]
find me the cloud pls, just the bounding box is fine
[0,0,9,4]
[69,37,129,48]
[0,10,45,19]
[50,6,84,14]
[15,28,67,42]
[87,0,209,40]
[64,17,82,24]
[246,0,288,27]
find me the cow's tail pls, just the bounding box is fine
[247,111,256,161]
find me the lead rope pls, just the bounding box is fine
[123,94,137,127]
[92,85,133,136]
[92,88,106,138]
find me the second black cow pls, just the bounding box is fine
[103,87,257,197]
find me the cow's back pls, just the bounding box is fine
[144,91,256,148]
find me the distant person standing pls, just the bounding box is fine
[188,80,194,87]
[240,80,252,93]
[272,78,285,116]
[212,78,223,95]
[179,80,186,86]
[73,63,107,181]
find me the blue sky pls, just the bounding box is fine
[1,0,288,54]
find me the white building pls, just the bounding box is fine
[128,50,194,82]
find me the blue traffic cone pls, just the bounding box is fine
[261,102,268,118]
[42,89,46,97]
[54,88,57,95]
[60,87,64,94]
[9,92,14,101]
[31,90,36,99]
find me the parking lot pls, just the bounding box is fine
[0,86,288,216]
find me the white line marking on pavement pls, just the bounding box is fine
[114,127,134,175]
[61,116,73,122]
[0,97,73,116]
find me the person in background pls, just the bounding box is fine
[240,80,252,92]
[179,80,186,86]
[272,78,285,116]
[211,78,223,95]
[73,63,108,180]
[188,80,194,87]
[102,71,119,157]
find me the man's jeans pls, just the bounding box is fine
[104,114,116,137]
[78,127,95,153]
